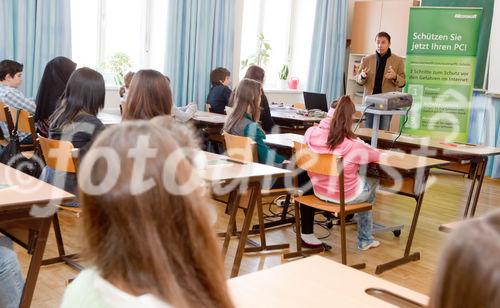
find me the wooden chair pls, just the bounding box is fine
[284,142,372,269]
[223,132,292,252]
[205,103,211,112]
[0,102,14,146]
[9,107,38,152]
[38,135,83,271]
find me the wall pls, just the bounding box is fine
[104,87,121,109]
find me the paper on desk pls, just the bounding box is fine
[206,159,233,166]
[0,184,16,191]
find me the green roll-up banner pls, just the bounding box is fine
[403,7,482,142]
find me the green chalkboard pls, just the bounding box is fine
[421,0,494,89]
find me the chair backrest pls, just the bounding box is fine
[293,142,343,177]
[293,141,347,203]
[0,102,14,138]
[38,134,78,173]
[223,132,258,163]
[205,103,211,112]
[292,103,305,110]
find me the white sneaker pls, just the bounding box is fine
[301,233,322,246]
[359,240,380,251]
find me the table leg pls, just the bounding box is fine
[222,190,241,257]
[469,157,488,218]
[371,115,380,147]
[231,182,261,277]
[462,160,479,218]
[19,217,51,308]
[375,171,429,275]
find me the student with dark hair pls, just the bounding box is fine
[302,96,380,250]
[429,210,500,308]
[356,32,405,130]
[0,60,36,137]
[34,57,77,137]
[61,120,234,308]
[206,67,231,114]
[40,67,106,197]
[122,69,173,120]
[244,65,275,133]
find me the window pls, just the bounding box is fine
[71,0,169,86]
[239,0,317,90]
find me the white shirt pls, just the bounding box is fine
[61,268,171,308]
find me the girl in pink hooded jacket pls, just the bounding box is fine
[302,96,380,250]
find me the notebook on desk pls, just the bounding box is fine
[303,92,329,112]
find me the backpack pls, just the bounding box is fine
[0,109,44,177]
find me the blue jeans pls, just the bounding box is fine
[365,114,392,131]
[345,177,379,249]
[0,236,24,308]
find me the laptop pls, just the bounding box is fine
[303,91,328,112]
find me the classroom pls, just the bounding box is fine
[1,0,500,307]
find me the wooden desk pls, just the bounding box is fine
[355,128,500,219]
[97,110,228,127]
[263,134,449,274]
[199,152,290,277]
[0,163,74,308]
[229,256,429,308]
[192,111,227,126]
[270,108,322,134]
[97,109,122,126]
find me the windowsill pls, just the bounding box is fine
[264,88,303,94]
[105,86,305,94]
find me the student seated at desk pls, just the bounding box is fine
[244,65,275,133]
[303,95,380,250]
[122,70,196,122]
[122,70,173,120]
[0,236,23,308]
[40,67,105,199]
[0,60,36,143]
[0,60,36,114]
[61,120,233,308]
[118,71,134,103]
[223,78,284,166]
[429,210,500,308]
[34,56,77,137]
[206,67,232,114]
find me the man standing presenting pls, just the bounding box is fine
[356,32,406,130]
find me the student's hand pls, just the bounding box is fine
[385,66,397,80]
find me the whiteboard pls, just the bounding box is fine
[488,1,500,94]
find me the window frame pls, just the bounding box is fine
[90,0,155,77]
[238,0,311,90]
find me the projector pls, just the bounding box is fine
[364,92,412,110]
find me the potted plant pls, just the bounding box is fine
[278,64,289,89]
[240,33,272,72]
[105,52,132,86]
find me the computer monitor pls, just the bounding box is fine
[303,91,328,112]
